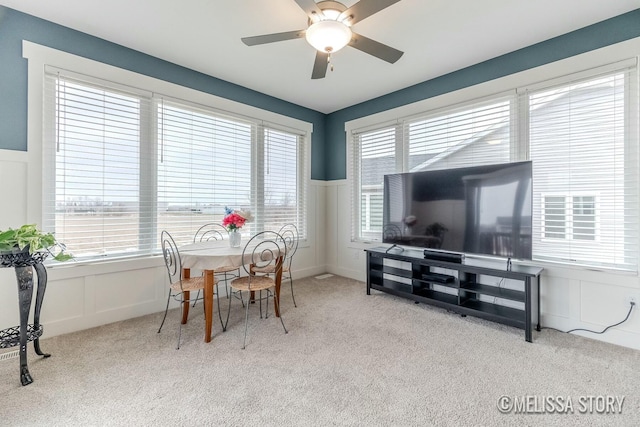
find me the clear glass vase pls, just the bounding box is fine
[229,229,241,248]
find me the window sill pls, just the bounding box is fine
[45,254,164,281]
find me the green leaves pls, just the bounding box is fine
[52,252,73,262]
[0,224,72,261]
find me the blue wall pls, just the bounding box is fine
[324,9,640,180]
[0,7,327,179]
[1,7,639,181]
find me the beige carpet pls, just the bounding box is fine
[0,275,638,426]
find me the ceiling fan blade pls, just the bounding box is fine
[311,51,329,79]
[293,0,325,19]
[349,32,403,63]
[241,30,305,46]
[339,0,402,26]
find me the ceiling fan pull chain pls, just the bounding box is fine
[328,53,334,72]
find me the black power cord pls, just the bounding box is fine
[543,301,635,335]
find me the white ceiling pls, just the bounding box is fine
[1,0,638,113]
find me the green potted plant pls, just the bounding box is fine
[0,224,72,262]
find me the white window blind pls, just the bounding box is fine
[43,72,309,260]
[406,97,514,172]
[261,127,307,238]
[350,126,399,241]
[529,69,638,271]
[43,73,152,258]
[157,99,254,245]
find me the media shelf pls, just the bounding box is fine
[365,247,543,342]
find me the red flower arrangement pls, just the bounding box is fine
[222,207,251,232]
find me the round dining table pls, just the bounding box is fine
[179,240,284,343]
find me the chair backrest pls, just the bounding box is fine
[241,231,285,282]
[278,223,299,266]
[193,223,228,243]
[161,230,184,289]
[383,223,403,241]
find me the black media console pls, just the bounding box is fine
[365,247,543,342]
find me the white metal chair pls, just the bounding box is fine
[251,223,299,307]
[224,231,287,349]
[157,230,220,349]
[277,223,299,307]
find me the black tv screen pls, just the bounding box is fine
[383,161,532,260]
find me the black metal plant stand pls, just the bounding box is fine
[0,250,51,386]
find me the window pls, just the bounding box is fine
[350,63,638,271]
[350,126,398,241]
[43,76,152,257]
[43,71,308,260]
[350,96,515,242]
[261,127,306,233]
[529,70,637,269]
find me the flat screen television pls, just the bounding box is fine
[383,161,532,260]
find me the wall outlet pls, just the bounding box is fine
[624,293,639,306]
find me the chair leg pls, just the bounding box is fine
[216,283,225,331]
[176,323,182,349]
[181,291,190,324]
[224,272,231,299]
[224,285,245,332]
[289,273,297,308]
[242,289,251,350]
[273,288,288,334]
[177,299,185,350]
[223,288,234,332]
[259,290,264,319]
[192,290,201,307]
[158,291,172,333]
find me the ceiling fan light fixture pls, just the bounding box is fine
[305,20,352,53]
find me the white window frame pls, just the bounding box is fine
[23,41,312,262]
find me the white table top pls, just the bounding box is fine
[179,240,281,271]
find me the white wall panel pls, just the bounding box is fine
[41,277,85,322]
[0,154,30,331]
[539,275,572,320]
[0,269,20,327]
[325,183,339,269]
[0,158,28,230]
[94,269,156,313]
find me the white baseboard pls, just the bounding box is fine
[43,301,163,338]
[326,264,366,282]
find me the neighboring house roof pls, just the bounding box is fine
[412,86,609,171]
[362,154,434,186]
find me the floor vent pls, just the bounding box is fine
[0,350,20,362]
[315,274,334,280]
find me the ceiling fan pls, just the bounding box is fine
[241,0,404,79]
